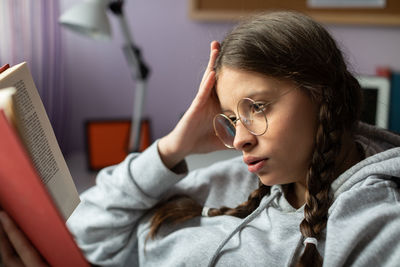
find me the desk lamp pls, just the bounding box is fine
[59,0,149,152]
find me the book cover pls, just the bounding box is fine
[0,62,89,265]
[0,111,89,266]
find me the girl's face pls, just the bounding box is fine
[216,67,318,187]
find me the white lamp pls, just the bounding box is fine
[59,0,150,152]
[59,0,111,40]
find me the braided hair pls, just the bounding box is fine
[148,11,362,266]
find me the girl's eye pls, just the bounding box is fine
[252,102,266,113]
[228,115,237,123]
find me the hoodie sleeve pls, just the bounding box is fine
[66,141,188,266]
[324,177,400,267]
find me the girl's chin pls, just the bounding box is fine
[258,172,295,187]
[257,174,279,186]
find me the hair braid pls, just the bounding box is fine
[297,100,343,267]
[208,183,270,217]
[148,184,270,239]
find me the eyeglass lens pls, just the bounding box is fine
[213,98,268,148]
[213,114,235,148]
[237,98,267,135]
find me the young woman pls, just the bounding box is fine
[1,11,400,267]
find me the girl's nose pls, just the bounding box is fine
[233,121,257,151]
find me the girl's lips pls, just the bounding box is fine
[245,158,267,173]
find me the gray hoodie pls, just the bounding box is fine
[67,123,400,266]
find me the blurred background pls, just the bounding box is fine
[1,0,400,184]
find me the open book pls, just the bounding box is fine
[0,62,89,266]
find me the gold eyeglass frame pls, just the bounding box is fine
[213,97,269,148]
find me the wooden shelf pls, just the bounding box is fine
[189,0,400,26]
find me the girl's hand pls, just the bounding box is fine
[0,211,48,267]
[158,41,227,169]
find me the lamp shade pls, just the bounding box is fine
[59,0,111,40]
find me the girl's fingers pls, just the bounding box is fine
[0,212,46,267]
[200,50,217,85]
[0,222,21,266]
[200,41,220,85]
[195,70,216,106]
[206,41,220,71]
[211,40,220,51]
[0,214,24,267]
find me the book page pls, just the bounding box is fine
[13,79,60,185]
[0,62,80,220]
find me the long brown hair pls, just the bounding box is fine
[149,11,362,267]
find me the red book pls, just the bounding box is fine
[0,111,89,266]
[0,62,89,266]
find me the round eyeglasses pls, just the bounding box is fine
[213,98,268,148]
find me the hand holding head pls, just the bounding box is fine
[158,41,225,169]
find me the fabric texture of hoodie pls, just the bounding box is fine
[67,123,400,266]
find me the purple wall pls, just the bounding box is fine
[60,0,400,154]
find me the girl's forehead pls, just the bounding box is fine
[215,67,294,108]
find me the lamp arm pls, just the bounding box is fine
[109,1,150,80]
[109,0,150,151]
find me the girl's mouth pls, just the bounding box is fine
[245,158,268,173]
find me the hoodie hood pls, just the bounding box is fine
[331,122,400,201]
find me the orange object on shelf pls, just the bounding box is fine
[86,119,151,171]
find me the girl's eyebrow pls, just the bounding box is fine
[221,108,233,114]
[219,90,277,113]
[247,90,276,99]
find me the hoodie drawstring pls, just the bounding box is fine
[207,190,281,267]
